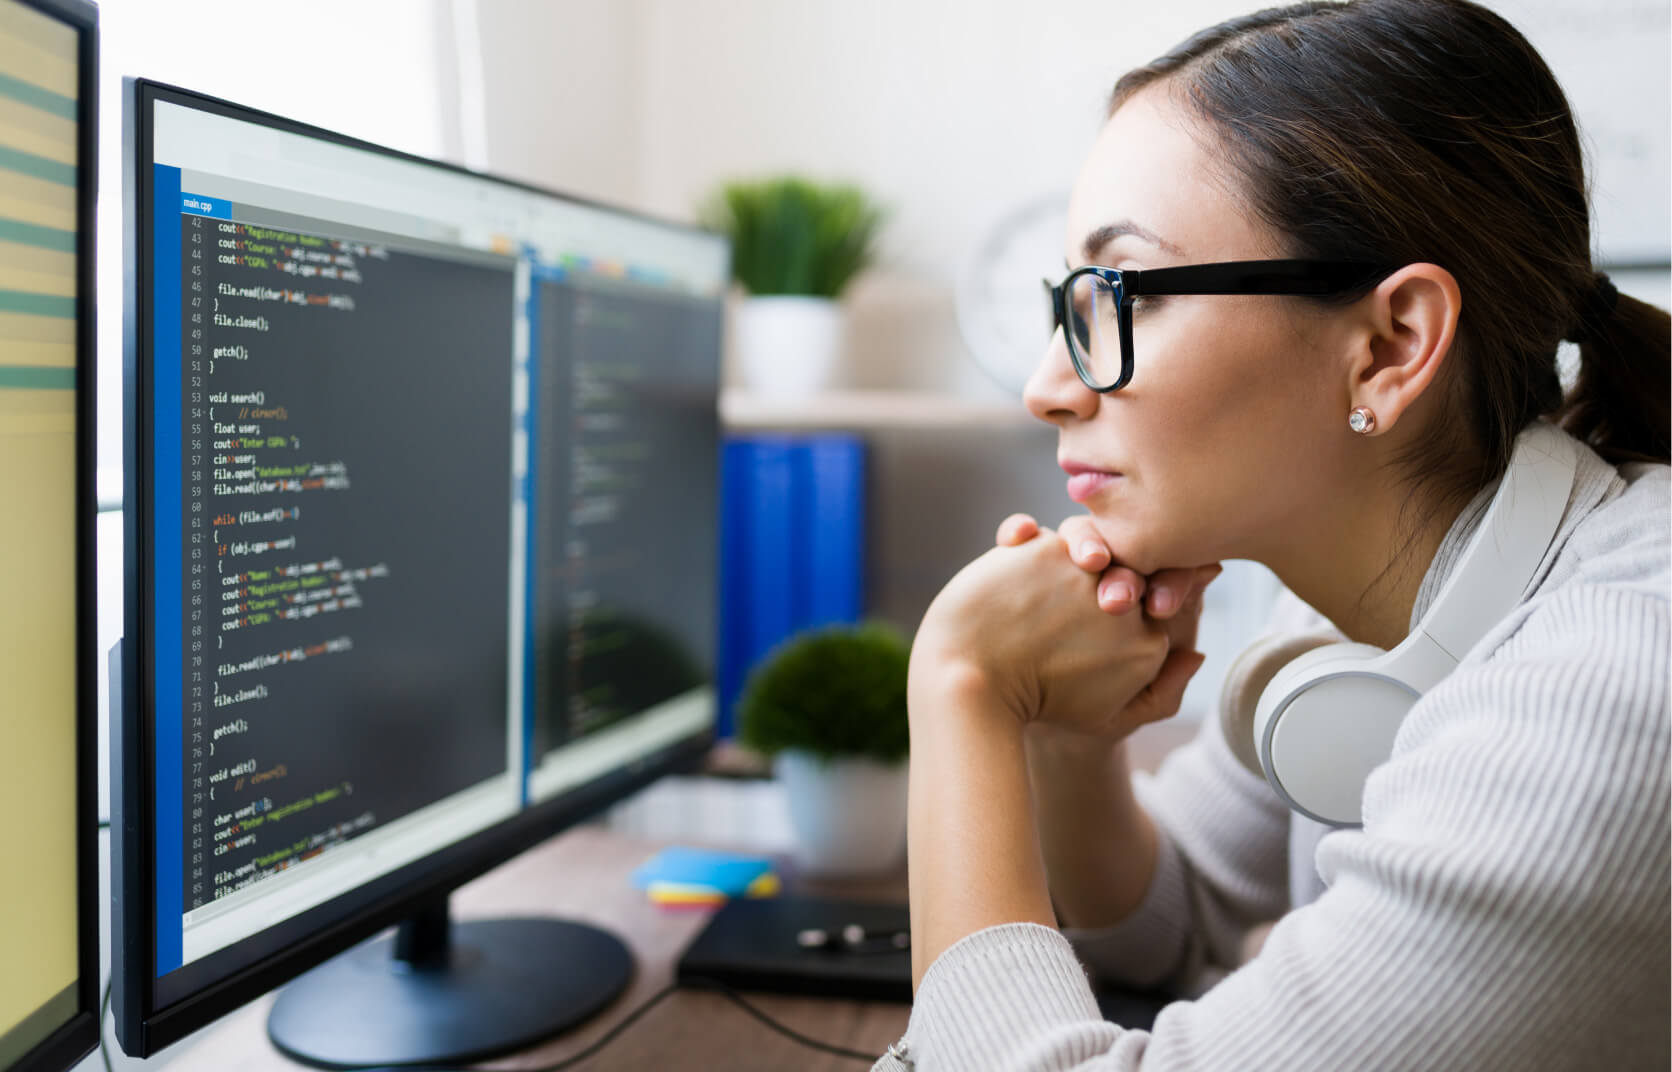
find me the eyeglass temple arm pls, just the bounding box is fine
[1121,261,1390,297]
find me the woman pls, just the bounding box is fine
[880,0,1669,1069]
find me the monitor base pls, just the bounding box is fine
[267,898,632,1069]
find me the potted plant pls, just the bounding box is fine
[735,622,910,876]
[699,176,887,397]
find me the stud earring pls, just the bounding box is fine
[1348,406,1377,434]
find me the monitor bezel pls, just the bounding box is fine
[116,78,724,1057]
[7,1,100,1070]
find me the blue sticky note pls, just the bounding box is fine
[631,847,775,898]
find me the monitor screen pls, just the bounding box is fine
[0,1,96,1071]
[119,81,727,1053]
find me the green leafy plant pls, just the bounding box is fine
[699,176,887,298]
[736,622,910,763]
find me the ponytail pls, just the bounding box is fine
[1556,283,1671,465]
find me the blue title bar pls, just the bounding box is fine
[179,192,231,219]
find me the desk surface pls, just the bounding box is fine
[163,824,909,1071]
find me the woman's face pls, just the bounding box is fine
[1024,86,1359,575]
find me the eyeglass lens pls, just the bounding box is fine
[1067,272,1122,388]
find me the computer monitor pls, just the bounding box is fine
[115,80,728,1065]
[0,2,98,1071]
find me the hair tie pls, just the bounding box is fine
[1565,273,1619,344]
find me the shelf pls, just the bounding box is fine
[719,388,1037,431]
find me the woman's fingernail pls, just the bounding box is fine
[1153,590,1178,615]
[1104,582,1134,605]
[1078,541,1105,561]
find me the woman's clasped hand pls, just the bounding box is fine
[907,511,1223,742]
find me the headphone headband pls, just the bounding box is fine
[1415,422,1578,671]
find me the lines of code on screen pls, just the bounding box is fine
[176,211,515,910]
[531,278,721,754]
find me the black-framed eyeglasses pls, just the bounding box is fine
[1044,260,1395,392]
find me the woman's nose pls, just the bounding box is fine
[1024,328,1099,425]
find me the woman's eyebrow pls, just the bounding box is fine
[1081,220,1186,262]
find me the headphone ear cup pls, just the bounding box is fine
[1219,630,1344,779]
[1254,640,1405,825]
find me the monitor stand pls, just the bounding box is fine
[267,896,632,1068]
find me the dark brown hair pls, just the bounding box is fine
[1111,0,1670,508]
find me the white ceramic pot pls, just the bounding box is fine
[776,750,908,878]
[734,295,844,398]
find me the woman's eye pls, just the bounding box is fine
[1131,294,1167,315]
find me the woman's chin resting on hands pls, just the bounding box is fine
[909,511,1220,743]
[909,526,1198,742]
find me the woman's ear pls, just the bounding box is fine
[1344,263,1462,433]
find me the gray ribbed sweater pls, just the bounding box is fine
[879,436,1669,1071]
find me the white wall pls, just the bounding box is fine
[468,0,641,204]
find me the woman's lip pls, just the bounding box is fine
[1066,471,1121,502]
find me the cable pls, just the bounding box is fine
[99,979,112,1072]
[339,976,877,1072]
[677,977,878,1064]
[97,820,113,1071]
[524,981,681,1072]
[528,975,876,1068]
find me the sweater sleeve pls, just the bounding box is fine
[879,584,1671,1071]
[1064,590,1337,992]
[1062,710,1291,993]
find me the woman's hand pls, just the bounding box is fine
[990,513,1222,744]
[995,512,1222,620]
[911,527,1200,741]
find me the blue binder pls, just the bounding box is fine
[717,435,866,737]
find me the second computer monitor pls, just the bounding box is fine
[0,2,97,1071]
[117,81,728,1057]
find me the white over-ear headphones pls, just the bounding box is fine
[1247,420,1579,827]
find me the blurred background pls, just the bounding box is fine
[82,4,1669,1064]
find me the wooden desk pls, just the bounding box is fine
[163,825,909,1071]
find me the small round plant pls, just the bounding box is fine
[736,622,910,764]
